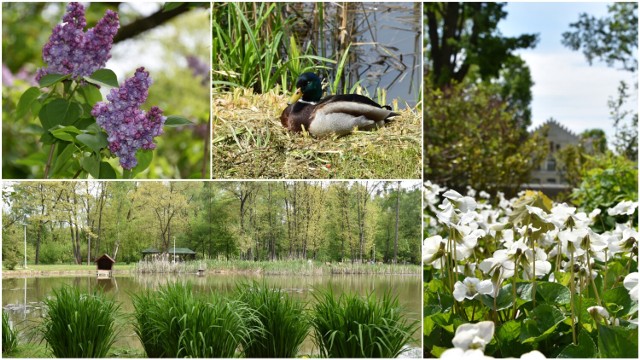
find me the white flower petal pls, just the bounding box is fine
[452,321,495,351]
[453,281,467,302]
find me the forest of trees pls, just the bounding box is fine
[2,181,421,268]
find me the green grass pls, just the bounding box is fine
[3,263,135,272]
[40,286,120,358]
[2,311,19,354]
[237,281,310,358]
[213,88,422,179]
[311,288,419,358]
[2,342,51,358]
[132,281,256,358]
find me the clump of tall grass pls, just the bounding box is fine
[134,260,205,274]
[132,281,256,358]
[40,286,119,358]
[212,3,332,94]
[311,288,418,358]
[237,282,310,357]
[2,311,18,354]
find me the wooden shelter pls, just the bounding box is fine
[141,247,197,262]
[95,254,115,278]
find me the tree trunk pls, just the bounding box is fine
[394,181,400,264]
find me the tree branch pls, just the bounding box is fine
[113,3,191,43]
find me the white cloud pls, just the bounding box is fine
[520,49,636,141]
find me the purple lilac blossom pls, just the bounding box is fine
[36,2,119,82]
[186,55,209,86]
[91,67,166,170]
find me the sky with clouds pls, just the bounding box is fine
[498,2,637,141]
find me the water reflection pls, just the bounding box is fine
[3,274,421,357]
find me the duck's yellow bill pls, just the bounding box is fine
[288,88,303,104]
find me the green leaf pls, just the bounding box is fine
[39,99,83,130]
[163,2,183,11]
[132,150,153,176]
[99,162,117,179]
[598,324,638,358]
[557,331,596,358]
[479,285,514,311]
[603,286,636,317]
[50,126,81,142]
[17,87,41,119]
[496,320,531,357]
[39,73,69,87]
[51,143,76,177]
[536,281,571,305]
[80,155,101,178]
[424,305,442,317]
[164,115,193,127]
[86,69,119,88]
[76,133,108,154]
[520,304,566,344]
[79,84,103,106]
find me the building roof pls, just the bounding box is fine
[94,254,115,263]
[141,247,196,255]
[530,118,579,140]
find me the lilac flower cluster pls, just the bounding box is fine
[186,55,209,86]
[36,2,119,81]
[91,67,166,170]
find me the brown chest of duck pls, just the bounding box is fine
[280,73,399,137]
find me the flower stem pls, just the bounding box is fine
[123,169,133,179]
[44,144,56,178]
[586,251,602,306]
[569,252,577,345]
[512,255,519,320]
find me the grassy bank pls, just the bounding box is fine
[4,342,145,358]
[3,261,420,277]
[213,88,422,179]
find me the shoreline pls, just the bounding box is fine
[2,268,421,279]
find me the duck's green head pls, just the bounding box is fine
[289,72,323,104]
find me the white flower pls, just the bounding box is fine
[440,348,488,360]
[479,250,515,279]
[453,277,494,302]
[521,248,552,280]
[588,305,610,320]
[607,200,638,216]
[520,350,546,360]
[624,272,638,301]
[443,190,478,213]
[423,235,445,267]
[452,321,494,351]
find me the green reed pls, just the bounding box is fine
[311,287,418,358]
[132,281,255,358]
[40,286,119,358]
[237,281,310,358]
[2,311,18,354]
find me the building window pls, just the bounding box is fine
[556,144,561,151]
[549,141,554,152]
[547,158,556,171]
[547,178,557,183]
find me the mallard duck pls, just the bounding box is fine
[280,72,399,136]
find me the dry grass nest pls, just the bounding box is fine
[212,87,421,179]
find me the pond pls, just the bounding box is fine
[3,273,421,357]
